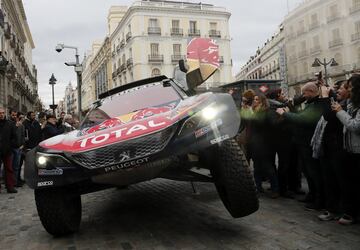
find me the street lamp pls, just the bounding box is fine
[55,43,83,120]
[311,57,339,85]
[49,73,58,115]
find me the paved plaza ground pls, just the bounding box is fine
[0,179,359,250]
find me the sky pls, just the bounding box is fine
[22,0,304,107]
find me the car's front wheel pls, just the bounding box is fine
[210,139,259,218]
[35,187,81,236]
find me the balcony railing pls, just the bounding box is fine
[297,28,306,37]
[209,30,221,38]
[170,28,183,36]
[171,54,185,62]
[310,45,321,54]
[350,4,360,14]
[126,32,132,42]
[188,29,200,37]
[351,33,360,42]
[4,22,11,39]
[309,21,320,31]
[329,39,343,48]
[148,54,164,63]
[120,63,126,72]
[327,14,340,23]
[298,50,308,58]
[219,56,224,64]
[148,27,161,35]
[112,72,117,79]
[126,58,133,68]
[116,67,121,75]
[120,39,125,48]
[10,34,16,48]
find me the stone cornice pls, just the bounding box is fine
[3,0,27,43]
[111,4,230,40]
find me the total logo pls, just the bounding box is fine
[76,118,169,149]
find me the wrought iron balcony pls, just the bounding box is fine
[298,50,308,58]
[171,54,185,62]
[0,52,9,73]
[329,39,343,48]
[112,71,117,79]
[126,32,132,42]
[309,21,320,31]
[148,27,161,35]
[120,63,126,72]
[351,33,360,42]
[4,22,11,39]
[116,67,121,75]
[350,4,360,14]
[148,54,164,63]
[188,29,200,37]
[327,14,340,23]
[10,34,16,48]
[209,30,221,38]
[219,56,224,64]
[170,28,183,36]
[126,58,133,68]
[120,39,125,48]
[310,45,321,54]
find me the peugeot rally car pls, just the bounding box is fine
[25,39,258,236]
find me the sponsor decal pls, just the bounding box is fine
[104,157,149,172]
[77,118,169,149]
[38,169,63,176]
[37,181,54,187]
[194,119,223,138]
[210,134,230,144]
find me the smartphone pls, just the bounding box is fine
[330,97,335,104]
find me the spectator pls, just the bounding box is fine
[23,111,42,151]
[14,112,26,187]
[0,106,18,193]
[332,74,360,225]
[57,111,66,134]
[248,94,279,198]
[63,114,75,133]
[277,81,326,210]
[42,114,61,141]
[267,89,294,198]
[316,81,349,221]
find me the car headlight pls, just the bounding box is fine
[35,152,72,169]
[201,106,218,120]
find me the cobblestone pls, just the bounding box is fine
[0,179,359,249]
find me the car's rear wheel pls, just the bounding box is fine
[210,139,259,218]
[35,187,81,236]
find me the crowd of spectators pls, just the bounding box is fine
[237,74,360,225]
[0,110,77,194]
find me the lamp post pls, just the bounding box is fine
[55,43,83,120]
[49,73,58,115]
[311,57,338,85]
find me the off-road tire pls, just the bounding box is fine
[211,139,259,218]
[35,187,81,236]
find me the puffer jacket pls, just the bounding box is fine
[336,103,360,153]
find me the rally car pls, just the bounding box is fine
[25,39,258,236]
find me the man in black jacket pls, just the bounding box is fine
[0,107,18,193]
[23,111,42,150]
[277,82,326,210]
[42,114,61,141]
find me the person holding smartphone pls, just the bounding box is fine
[331,75,360,225]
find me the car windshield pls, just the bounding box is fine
[81,82,181,129]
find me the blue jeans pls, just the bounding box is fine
[12,148,21,185]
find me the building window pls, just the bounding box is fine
[190,21,197,31]
[355,21,360,33]
[149,18,158,28]
[150,43,159,55]
[172,20,179,28]
[332,28,340,40]
[173,44,181,55]
[210,22,217,30]
[152,68,161,76]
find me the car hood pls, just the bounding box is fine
[39,92,212,153]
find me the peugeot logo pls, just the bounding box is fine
[116,150,131,162]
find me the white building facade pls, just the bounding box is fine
[0,0,39,113]
[284,0,360,96]
[110,0,233,89]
